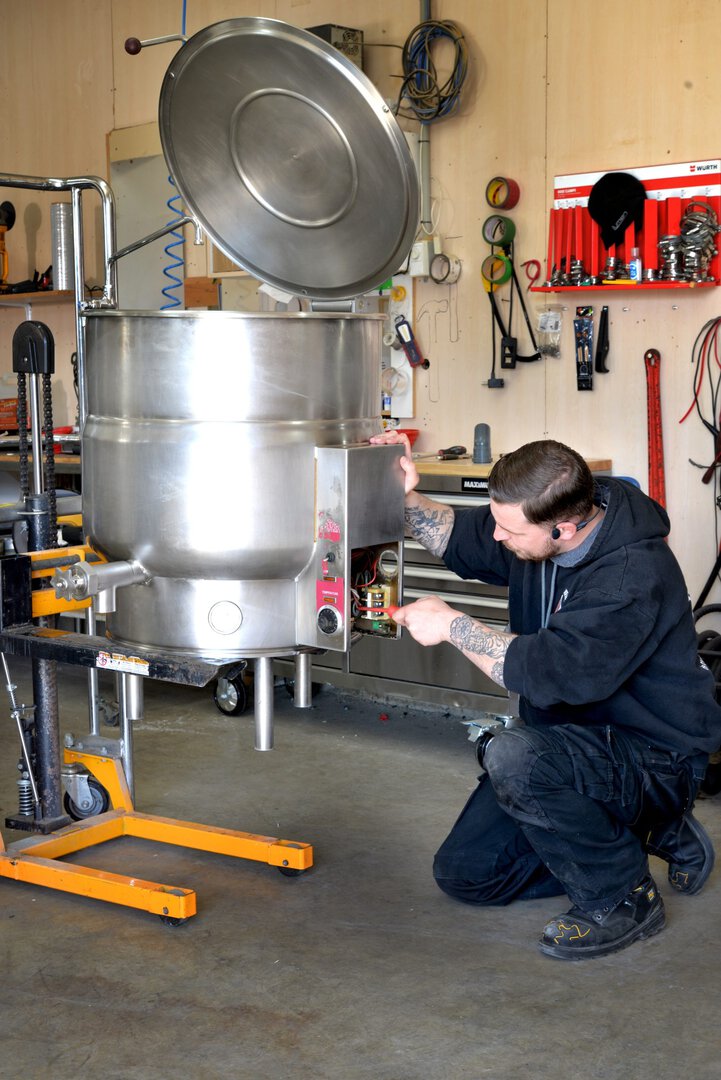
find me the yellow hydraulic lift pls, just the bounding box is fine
[0,529,313,924]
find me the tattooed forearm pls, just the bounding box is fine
[449,614,515,688]
[490,660,506,689]
[405,499,454,556]
[450,615,509,658]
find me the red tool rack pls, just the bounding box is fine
[535,159,721,291]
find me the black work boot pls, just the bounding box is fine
[539,877,665,961]
[646,811,715,895]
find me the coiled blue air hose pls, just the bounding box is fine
[161,177,185,309]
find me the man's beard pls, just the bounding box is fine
[501,537,559,562]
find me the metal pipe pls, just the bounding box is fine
[126,33,186,52]
[32,648,63,821]
[66,194,95,736]
[27,375,44,495]
[117,672,142,800]
[86,604,101,736]
[419,125,432,235]
[293,651,312,709]
[52,558,150,604]
[419,0,433,235]
[26,491,52,553]
[108,216,197,267]
[71,187,89,428]
[254,656,274,751]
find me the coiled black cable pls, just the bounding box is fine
[397,20,468,122]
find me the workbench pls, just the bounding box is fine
[0,454,614,483]
[0,453,81,492]
[0,453,81,473]
[413,457,612,478]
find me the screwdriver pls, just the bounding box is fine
[355,604,400,618]
[437,445,467,460]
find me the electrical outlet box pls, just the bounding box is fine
[409,239,433,277]
[306,25,364,69]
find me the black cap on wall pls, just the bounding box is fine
[587,172,646,248]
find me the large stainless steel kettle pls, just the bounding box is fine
[80,18,419,665]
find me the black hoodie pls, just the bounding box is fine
[443,477,721,756]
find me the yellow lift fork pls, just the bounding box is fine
[0,539,314,923]
[1,751,313,920]
[0,748,313,923]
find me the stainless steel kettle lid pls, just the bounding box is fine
[158,18,419,300]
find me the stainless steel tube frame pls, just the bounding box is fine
[0,171,118,433]
[0,172,117,306]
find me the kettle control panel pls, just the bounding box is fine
[296,444,405,651]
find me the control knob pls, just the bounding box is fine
[317,605,342,635]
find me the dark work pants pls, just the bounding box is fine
[433,724,707,915]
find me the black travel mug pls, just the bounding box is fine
[473,423,492,463]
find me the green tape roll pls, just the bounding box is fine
[482,214,516,247]
[481,252,513,285]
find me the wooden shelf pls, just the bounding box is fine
[0,290,74,304]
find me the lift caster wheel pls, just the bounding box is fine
[98,696,120,727]
[277,866,307,877]
[159,915,189,927]
[63,777,110,820]
[213,674,249,716]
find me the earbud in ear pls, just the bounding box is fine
[551,527,561,540]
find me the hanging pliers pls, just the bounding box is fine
[595,305,610,373]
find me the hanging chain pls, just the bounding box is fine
[16,372,28,499]
[42,372,57,538]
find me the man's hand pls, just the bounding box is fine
[369,430,419,495]
[392,595,455,645]
[369,431,454,555]
[393,596,516,689]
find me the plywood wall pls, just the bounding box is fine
[1,0,720,602]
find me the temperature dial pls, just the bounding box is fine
[317,605,342,635]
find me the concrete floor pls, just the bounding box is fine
[0,660,719,1080]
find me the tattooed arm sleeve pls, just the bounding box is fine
[404,492,455,557]
[448,614,516,689]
